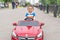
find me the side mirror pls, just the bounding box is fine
[40,23,44,26]
[13,22,17,26]
[40,23,44,29]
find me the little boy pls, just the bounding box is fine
[25,5,36,20]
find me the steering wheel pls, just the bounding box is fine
[25,18,33,21]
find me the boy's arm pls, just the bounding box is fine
[33,12,36,17]
[28,13,36,19]
[25,13,28,17]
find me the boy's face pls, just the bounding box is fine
[27,7,34,13]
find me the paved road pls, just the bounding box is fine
[0,8,60,40]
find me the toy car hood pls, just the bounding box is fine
[14,26,42,37]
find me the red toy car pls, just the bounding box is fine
[11,20,44,40]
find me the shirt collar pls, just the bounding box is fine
[28,11,34,14]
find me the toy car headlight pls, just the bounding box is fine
[37,32,42,38]
[12,32,17,37]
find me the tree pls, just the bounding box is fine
[57,0,60,5]
[3,0,12,2]
[39,0,46,5]
[0,0,4,2]
[49,0,57,4]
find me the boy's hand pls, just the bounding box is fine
[28,16,34,19]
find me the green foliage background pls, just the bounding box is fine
[0,0,4,2]
[57,0,60,5]
[39,0,60,5]
[0,0,60,5]
[0,0,12,2]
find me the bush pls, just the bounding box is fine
[39,0,60,5]
[25,2,30,6]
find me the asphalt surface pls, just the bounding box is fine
[0,8,60,40]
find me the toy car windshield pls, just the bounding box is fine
[18,21,39,26]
